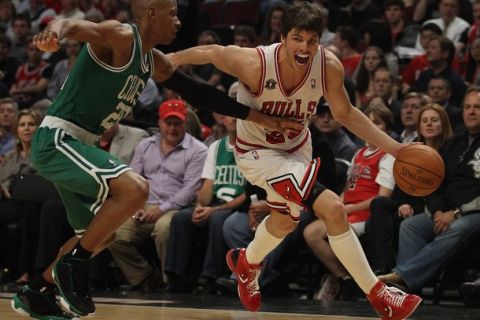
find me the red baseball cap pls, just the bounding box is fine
[40,16,55,29]
[158,99,187,121]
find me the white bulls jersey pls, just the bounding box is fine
[234,43,327,219]
[236,43,326,153]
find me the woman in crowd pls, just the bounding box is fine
[353,46,388,108]
[362,19,399,76]
[462,37,480,86]
[260,2,286,45]
[0,109,41,284]
[366,103,453,275]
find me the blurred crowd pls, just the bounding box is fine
[0,0,480,308]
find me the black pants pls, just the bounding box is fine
[34,199,74,271]
[366,196,403,273]
[0,200,41,277]
[164,206,231,281]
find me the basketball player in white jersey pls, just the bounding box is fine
[170,2,421,319]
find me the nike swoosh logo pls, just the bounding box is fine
[386,306,392,317]
[238,275,249,284]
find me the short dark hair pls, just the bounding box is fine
[427,76,451,91]
[364,100,395,133]
[337,26,359,49]
[281,2,324,38]
[420,23,443,35]
[11,13,31,28]
[465,85,480,97]
[431,35,455,65]
[363,19,392,53]
[384,0,405,11]
[373,66,395,83]
[198,30,221,45]
[402,92,431,106]
[234,25,256,44]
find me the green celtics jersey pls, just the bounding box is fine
[213,137,246,202]
[47,24,153,134]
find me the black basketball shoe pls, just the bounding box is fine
[52,253,95,317]
[11,285,79,320]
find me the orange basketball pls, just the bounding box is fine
[393,145,445,197]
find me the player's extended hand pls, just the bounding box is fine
[33,30,60,53]
[249,109,303,136]
[391,141,423,158]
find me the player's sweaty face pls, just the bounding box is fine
[284,29,319,67]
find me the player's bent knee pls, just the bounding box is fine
[325,201,345,220]
[315,198,344,221]
[120,172,149,207]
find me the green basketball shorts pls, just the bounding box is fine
[31,126,131,235]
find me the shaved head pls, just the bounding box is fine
[130,0,180,47]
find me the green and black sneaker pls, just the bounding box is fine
[52,253,96,317]
[11,285,79,320]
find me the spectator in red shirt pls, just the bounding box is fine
[10,36,51,109]
[401,23,443,94]
[333,26,361,80]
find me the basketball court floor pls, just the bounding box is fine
[1,290,479,320]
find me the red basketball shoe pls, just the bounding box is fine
[367,281,422,319]
[226,248,262,312]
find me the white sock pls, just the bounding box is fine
[246,216,284,265]
[328,228,378,294]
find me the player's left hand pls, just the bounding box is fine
[250,110,303,135]
[391,141,423,158]
[33,30,60,53]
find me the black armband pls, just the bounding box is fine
[304,182,327,211]
[160,70,250,120]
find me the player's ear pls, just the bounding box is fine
[148,7,156,17]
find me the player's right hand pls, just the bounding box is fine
[33,30,60,53]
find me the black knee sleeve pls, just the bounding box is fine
[304,182,327,211]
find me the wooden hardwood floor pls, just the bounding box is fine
[1,302,378,320]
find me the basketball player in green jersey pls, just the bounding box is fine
[10,1,302,319]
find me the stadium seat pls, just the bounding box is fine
[198,0,224,27]
[221,0,260,26]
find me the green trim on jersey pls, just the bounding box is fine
[213,137,246,202]
[46,23,154,135]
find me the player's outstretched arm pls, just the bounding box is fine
[323,51,401,156]
[168,45,256,81]
[33,18,131,53]
[152,49,302,134]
